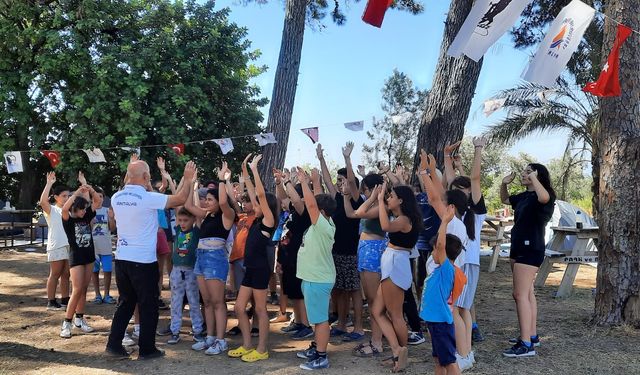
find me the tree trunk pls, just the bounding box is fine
[259,0,308,191]
[411,0,482,181]
[594,0,640,327]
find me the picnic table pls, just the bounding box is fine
[534,226,599,297]
[482,215,513,272]
[0,209,46,249]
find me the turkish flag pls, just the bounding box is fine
[362,0,394,28]
[41,150,61,168]
[169,144,184,156]
[583,24,633,97]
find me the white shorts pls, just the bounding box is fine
[380,247,412,291]
[455,263,479,310]
[47,245,70,262]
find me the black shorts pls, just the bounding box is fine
[510,247,545,268]
[70,248,95,268]
[163,227,174,242]
[241,267,270,290]
[281,264,304,300]
[333,253,360,291]
[267,243,276,273]
[427,322,456,366]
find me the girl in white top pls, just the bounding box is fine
[40,172,71,311]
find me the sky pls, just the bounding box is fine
[215,0,570,168]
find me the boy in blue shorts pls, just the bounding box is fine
[419,205,466,375]
[91,187,116,304]
[294,168,337,371]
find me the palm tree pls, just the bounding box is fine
[483,79,600,217]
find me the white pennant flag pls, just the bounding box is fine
[213,138,234,155]
[522,0,595,87]
[483,98,506,117]
[83,148,107,163]
[121,146,141,155]
[391,112,412,125]
[254,133,278,146]
[4,151,23,174]
[344,121,364,131]
[448,0,532,62]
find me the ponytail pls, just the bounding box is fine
[446,189,475,241]
[462,207,475,241]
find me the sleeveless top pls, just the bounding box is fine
[243,218,276,269]
[199,213,231,240]
[388,222,419,249]
[362,218,385,237]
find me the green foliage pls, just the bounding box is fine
[362,69,428,170]
[0,0,267,204]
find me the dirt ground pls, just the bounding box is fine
[0,248,638,375]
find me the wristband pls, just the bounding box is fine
[219,181,226,185]
[284,180,292,186]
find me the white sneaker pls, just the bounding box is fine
[205,339,228,355]
[60,321,72,338]
[469,351,476,364]
[456,352,473,371]
[122,333,135,346]
[192,336,215,351]
[74,317,94,333]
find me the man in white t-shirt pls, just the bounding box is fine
[106,159,196,359]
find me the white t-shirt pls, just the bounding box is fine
[44,205,69,251]
[425,216,470,275]
[92,207,112,256]
[463,212,486,266]
[112,185,168,264]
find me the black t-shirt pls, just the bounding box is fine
[243,218,275,269]
[509,191,555,253]
[470,195,488,215]
[63,208,96,255]
[277,205,311,268]
[332,193,364,256]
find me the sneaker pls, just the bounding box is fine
[407,331,426,345]
[329,327,347,337]
[47,300,64,311]
[205,338,228,355]
[74,317,94,333]
[472,326,485,342]
[193,331,206,342]
[103,295,117,304]
[227,326,241,336]
[328,313,338,325]
[270,312,289,323]
[156,325,172,336]
[508,336,541,347]
[132,329,140,340]
[456,353,473,371]
[291,326,314,340]
[122,333,135,346]
[469,351,476,364]
[503,340,536,358]
[138,348,165,360]
[296,342,318,360]
[60,297,69,307]
[93,295,103,304]
[60,321,73,338]
[300,355,329,370]
[105,345,133,358]
[268,292,279,305]
[167,333,180,345]
[251,327,259,337]
[158,299,169,310]
[192,336,215,351]
[281,322,304,333]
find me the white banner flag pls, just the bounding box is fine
[344,121,364,131]
[213,138,234,155]
[448,0,532,62]
[4,152,23,174]
[390,112,412,125]
[522,0,595,87]
[483,98,507,117]
[83,148,107,163]
[254,133,278,146]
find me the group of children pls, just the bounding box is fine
[41,136,556,373]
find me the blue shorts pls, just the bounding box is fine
[194,248,229,282]
[427,322,457,366]
[93,254,113,273]
[301,281,334,325]
[357,239,387,273]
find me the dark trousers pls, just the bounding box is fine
[403,258,422,333]
[107,259,160,355]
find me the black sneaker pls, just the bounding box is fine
[47,300,63,311]
[328,313,338,325]
[508,336,540,347]
[472,326,485,342]
[503,340,536,358]
[296,341,318,359]
[227,326,241,336]
[269,292,279,305]
[60,297,70,307]
[105,345,133,359]
[138,348,165,360]
[158,299,169,310]
[156,325,172,336]
[281,322,304,333]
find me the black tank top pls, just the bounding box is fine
[199,213,231,240]
[388,223,419,249]
[243,218,276,269]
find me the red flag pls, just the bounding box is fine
[41,150,61,168]
[362,0,394,28]
[300,127,319,144]
[169,144,184,156]
[583,24,633,97]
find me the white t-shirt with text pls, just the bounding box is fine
[45,205,69,251]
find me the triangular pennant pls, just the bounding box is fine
[344,121,364,131]
[483,98,506,117]
[169,144,184,156]
[362,0,394,28]
[390,112,412,125]
[583,24,633,97]
[300,127,319,144]
[41,150,61,168]
[4,151,23,174]
[254,133,278,147]
[213,138,234,155]
[83,148,107,163]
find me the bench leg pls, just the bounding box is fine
[535,258,554,287]
[488,244,500,272]
[556,264,581,297]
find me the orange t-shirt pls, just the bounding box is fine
[229,213,256,262]
[450,265,468,304]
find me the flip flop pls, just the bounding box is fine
[352,341,382,358]
[392,347,409,373]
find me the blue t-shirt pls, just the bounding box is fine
[272,211,289,242]
[157,209,169,229]
[416,192,441,251]
[419,258,455,324]
[172,226,199,268]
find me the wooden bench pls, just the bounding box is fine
[483,216,513,272]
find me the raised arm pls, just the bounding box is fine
[470,136,486,205]
[39,172,56,215]
[342,142,359,197]
[443,141,461,187]
[87,185,101,211]
[156,157,168,193]
[353,186,382,219]
[274,168,288,202]
[166,161,197,209]
[377,181,411,233]
[249,155,275,227]
[241,153,258,209]
[433,204,455,264]
[297,167,320,224]
[311,168,324,196]
[217,162,236,229]
[284,167,305,215]
[316,144,337,196]
[500,172,516,205]
[62,186,87,221]
[419,151,446,218]
[528,170,551,204]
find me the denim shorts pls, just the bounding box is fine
[93,254,113,273]
[301,281,334,325]
[194,248,229,282]
[427,322,457,366]
[357,239,388,273]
